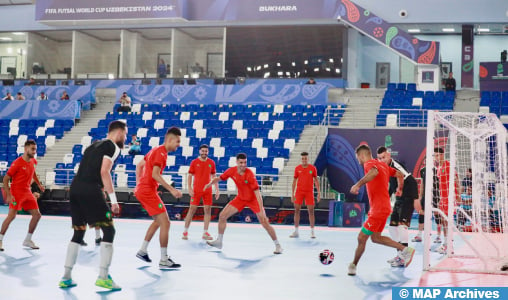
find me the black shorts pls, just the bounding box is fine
[70,181,112,228]
[402,177,419,200]
[389,197,414,226]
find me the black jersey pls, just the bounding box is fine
[388,159,418,199]
[420,166,440,201]
[73,139,120,187]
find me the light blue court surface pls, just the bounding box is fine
[0,207,503,300]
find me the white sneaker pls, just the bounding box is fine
[412,235,422,242]
[387,255,399,264]
[23,240,39,249]
[390,257,405,267]
[398,247,416,267]
[206,239,223,249]
[0,240,3,251]
[273,244,283,254]
[159,257,181,269]
[289,231,299,238]
[310,232,316,239]
[347,263,356,276]
[433,236,442,243]
[437,244,447,254]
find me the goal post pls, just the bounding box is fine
[423,111,508,274]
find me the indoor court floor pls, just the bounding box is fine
[0,208,506,300]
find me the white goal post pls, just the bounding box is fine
[423,111,508,274]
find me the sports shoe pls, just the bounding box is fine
[95,275,121,291]
[289,231,299,238]
[58,278,77,288]
[23,240,39,250]
[273,244,283,254]
[412,235,422,242]
[95,238,102,246]
[202,232,213,240]
[182,232,189,240]
[347,263,357,276]
[433,236,442,243]
[0,240,3,251]
[398,247,416,267]
[387,255,399,264]
[136,250,152,263]
[159,257,181,269]
[501,264,508,271]
[390,257,405,267]
[80,240,88,247]
[310,232,316,239]
[437,244,447,254]
[206,239,223,249]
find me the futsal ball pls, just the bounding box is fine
[319,249,334,265]
[244,215,252,223]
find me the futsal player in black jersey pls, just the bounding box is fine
[59,120,127,291]
[377,146,419,267]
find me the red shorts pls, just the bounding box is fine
[362,212,390,235]
[439,197,449,216]
[228,197,261,214]
[134,189,166,216]
[10,192,38,211]
[190,189,213,206]
[294,190,315,206]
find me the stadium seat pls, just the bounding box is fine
[63,153,74,164]
[149,137,160,148]
[17,134,27,146]
[386,114,398,127]
[133,155,144,165]
[45,119,55,128]
[45,171,56,186]
[9,127,19,137]
[81,135,92,148]
[45,135,56,148]
[35,127,46,137]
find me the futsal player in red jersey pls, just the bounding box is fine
[182,144,219,241]
[135,127,183,269]
[347,145,415,276]
[0,140,44,251]
[203,153,282,254]
[290,152,321,239]
[433,147,460,254]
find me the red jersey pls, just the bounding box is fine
[7,156,37,192]
[137,145,167,192]
[363,159,396,215]
[189,157,216,191]
[220,167,259,201]
[437,160,457,205]
[294,164,317,193]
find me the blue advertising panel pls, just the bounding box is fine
[0,100,80,120]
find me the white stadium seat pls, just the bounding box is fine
[210,137,221,148]
[258,112,269,122]
[256,147,268,159]
[131,103,141,113]
[268,129,280,140]
[45,135,56,148]
[45,171,56,186]
[116,173,128,188]
[167,155,176,166]
[10,119,19,128]
[232,120,243,130]
[273,104,284,114]
[149,137,160,148]
[63,153,74,164]
[192,119,203,130]
[142,111,153,121]
[386,114,398,128]
[137,128,148,138]
[284,139,295,152]
[154,119,165,130]
[273,120,284,131]
[180,111,190,122]
[218,112,229,122]
[133,155,144,165]
[251,138,263,149]
[9,127,19,137]
[17,134,27,146]
[81,135,92,148]
[45,119,55,128]
[196,128,207,139]
[236,129,248,140]
[36,127,47,137]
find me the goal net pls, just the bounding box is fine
[423,111,508,274]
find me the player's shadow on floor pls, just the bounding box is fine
[351,268,411,295]
[61,289,79,300]
[216,252,272,271]
[0,250,42,287]
[132,265,172,299]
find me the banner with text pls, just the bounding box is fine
[36,0,186,21]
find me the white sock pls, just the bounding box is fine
[0,234,4,241]
[273,239,280,246]
[398,225,409,244]
[294,227,299,233]
[217,234,223,242]
[99,242,113,279]
[388,226,399,242]
[310,227,315,233]
[203,230,208,234]
[25,233,33,242]
[95,228,101,239]
[140,240,149,253]
[63,242,80,279]
[184,227,189,233]
[417,230,422,236]
[161,247,168,259]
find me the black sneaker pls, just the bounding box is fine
[95,238,102,246]
[159,257,181,269]
[136,251,152,263]
[80,240,88,246]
